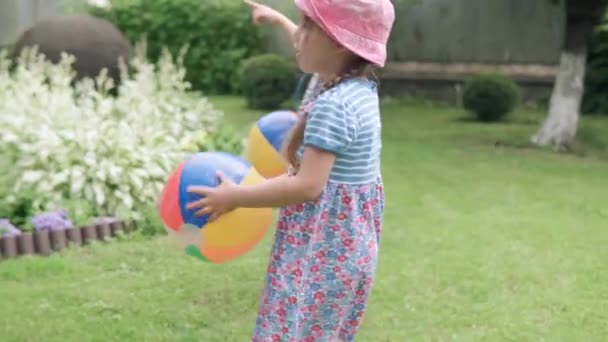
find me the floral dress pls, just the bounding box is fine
[252,78,385,342]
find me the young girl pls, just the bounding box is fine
[188,0,395,340]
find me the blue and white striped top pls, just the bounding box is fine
[301,78,382,184]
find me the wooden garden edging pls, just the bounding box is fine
[0,220,138,261]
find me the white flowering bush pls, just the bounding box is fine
[0,44,230,220]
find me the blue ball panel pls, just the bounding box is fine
[178,152,250,229]
[257,110,297,152]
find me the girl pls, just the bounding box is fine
[188,0,395,340]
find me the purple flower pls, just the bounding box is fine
[0,219,22,237]
[32,210,74,231]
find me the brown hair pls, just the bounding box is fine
[282,58,374,169]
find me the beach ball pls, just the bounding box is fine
[158,152,273,264]
[246,110,298,178]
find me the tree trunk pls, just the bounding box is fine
[531,0,606,150]
[531,50,587,150]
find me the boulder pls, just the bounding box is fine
[11,14,131,86]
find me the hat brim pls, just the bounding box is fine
[294,0,387,67]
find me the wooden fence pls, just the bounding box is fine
[262,0,564,103]
[0,0,61,48]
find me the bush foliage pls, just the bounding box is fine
[240,53,299,110]
[462,73,520,122]
[582,21,608,115]
[90,0,262,95]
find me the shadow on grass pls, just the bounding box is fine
[451,115,541,126]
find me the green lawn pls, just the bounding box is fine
[1,97,607,341]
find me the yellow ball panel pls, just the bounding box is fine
[200,167,273,252]
[246,125,288,178]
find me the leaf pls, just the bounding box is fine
[93,183,106,207]
[21,170,45,184]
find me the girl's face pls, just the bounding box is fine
[294,14,341,74]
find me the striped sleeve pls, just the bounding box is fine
[303,96,356,154]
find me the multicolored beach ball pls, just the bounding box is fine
[158,152,273,264]
[246,110,297,178]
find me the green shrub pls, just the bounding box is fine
[90,0,262,95]
[240,53,299,110]
[582,22,608,115]
[199,125,245,156]
[0,190,37,231]
[137,204,166,237]
[462,73,520,122]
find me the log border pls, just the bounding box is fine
[0,220,138,261]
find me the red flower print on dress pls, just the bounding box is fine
[252,173,385,340]
[321,211,329,220]
[276,307,287,318]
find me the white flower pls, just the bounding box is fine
[0,45,224,220]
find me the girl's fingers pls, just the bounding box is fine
[187,185,211,195]
[208,212,220,222]
[195,207,213,217]
[186,198,208,210]
[244,0,259,9]
[186,201,199,210]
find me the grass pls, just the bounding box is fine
[1,98,608,341]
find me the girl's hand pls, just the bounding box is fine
[245,0,281,25]
[186,172,239,222]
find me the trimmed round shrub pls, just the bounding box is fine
[462,73,520,122]
[240,54,298,110]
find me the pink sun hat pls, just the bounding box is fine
[294,0,396,67]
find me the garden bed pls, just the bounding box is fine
[0,219,138,260]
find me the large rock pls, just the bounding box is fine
[11,15,131,85]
